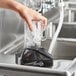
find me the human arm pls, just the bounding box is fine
[0,0,47,31]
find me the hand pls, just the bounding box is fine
[0,0,47,31]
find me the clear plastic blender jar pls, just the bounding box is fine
[24,21,43,48]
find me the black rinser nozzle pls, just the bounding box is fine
[20,47,53,67]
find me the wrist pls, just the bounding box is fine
[13,1,28,12]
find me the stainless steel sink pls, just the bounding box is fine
[41,22,76,60]
[41,38,76,60]
[0,9,24,54]
[42,3,76,60]
[0,2,76,60]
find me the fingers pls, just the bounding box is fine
[13,2,33,31]
[22,11,33,31]
[27,9,47,30]
[17,6,47,31]
[24,14,33,31]
[29,9,47,29]
[32,13,47,30]
[41,16,47,30]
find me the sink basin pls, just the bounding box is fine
[0,34,16,49]
[0,9,24,54]
[41,38,76,60]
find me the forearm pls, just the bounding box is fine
[0,0,12,9]
[0,0,26,12]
